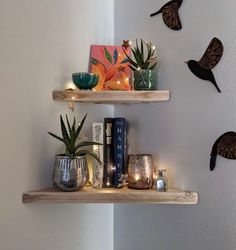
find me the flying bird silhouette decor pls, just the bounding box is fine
[150,0,183,31]
[186,37,224,93]
[210,132,236,171]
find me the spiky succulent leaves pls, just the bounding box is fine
[66,114,72,137]
[140,39,144,57]
[75,141,102,151]
[47,131,65,144]
[135,39,144,65]
[60,115,72,154]
[122,39,157,71]
[143,43,153,68]
[73,114,87,146]
[48,114,103,158]
[122,48,138,70]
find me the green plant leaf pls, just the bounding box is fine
[104,47,113,64]
[71,117,76,139]
[132,48,142,67]
[47,132,65,144]
[141,39,144,57]
[135,39,144,65]
[60,115,71,147]
[122,48,138,68]
[75,150,102,164]
[142,61,150,69]
[91,57,99,65]
[128,65,137,71]
[113,48,118,64]
[144,44,152,65]
[66,114,72,138]
[74,114,87,145]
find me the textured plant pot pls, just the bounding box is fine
[133,69,157,90]
[52,155,89,191]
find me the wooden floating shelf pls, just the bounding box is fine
[52,90,170,104]
[22,186,198,204]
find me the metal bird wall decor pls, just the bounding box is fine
[186,37,224,93]
[150,0,183,31]
[210,132,236,171]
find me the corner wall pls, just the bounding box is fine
[114,0,236,250]
[0,1,114,250]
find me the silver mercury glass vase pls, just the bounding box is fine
[52,155,89,191]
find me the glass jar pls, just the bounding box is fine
[128,154,153,189]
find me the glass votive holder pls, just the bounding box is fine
[128,154,153,189]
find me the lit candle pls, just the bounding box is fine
[134,173,140,181]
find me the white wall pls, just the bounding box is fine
[114,0,236,250]
[0,1,114,250]
[2,1,236,249]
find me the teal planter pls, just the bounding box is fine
[133,70,157,90]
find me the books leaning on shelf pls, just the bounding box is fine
[93,117,128,188]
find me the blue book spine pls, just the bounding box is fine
[113,117,127,188]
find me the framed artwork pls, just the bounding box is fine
[89,45,132,91]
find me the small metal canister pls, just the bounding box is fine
[128,154,153,189]
[156,169,168,192]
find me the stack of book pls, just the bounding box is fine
[92,117,128,188]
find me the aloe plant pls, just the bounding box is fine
[123,39,157,71]
[48,114,102,163]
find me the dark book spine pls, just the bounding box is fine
[123,119,128,175]
[103,118,114,188]
[113,118,128,188]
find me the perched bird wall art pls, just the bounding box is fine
[210,132,236,171]
[150,0,183,31]
[186,37,224,93]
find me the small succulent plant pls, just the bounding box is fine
[48,114,101,162]
[123,39,158,71]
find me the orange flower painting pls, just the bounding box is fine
[89,45,132,91]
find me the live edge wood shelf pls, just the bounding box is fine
[22,187,198,204]
[52,90,170,104]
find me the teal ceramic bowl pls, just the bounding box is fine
[72,73,99,90]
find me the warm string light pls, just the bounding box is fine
[64,80,76,90]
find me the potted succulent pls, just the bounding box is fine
[123,39,158,90]
[48,114,101,191]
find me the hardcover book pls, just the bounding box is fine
[92,122,104,188]
[103,118,114,187]
[112,117,128,188]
